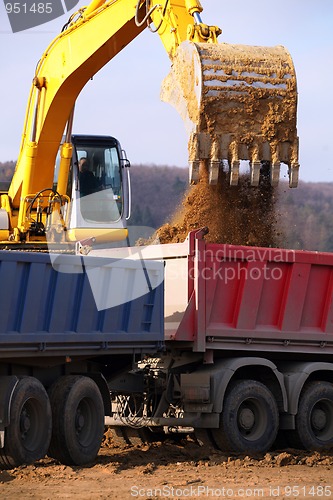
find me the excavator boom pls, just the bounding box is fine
[3,0,299,245]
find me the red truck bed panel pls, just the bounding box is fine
[159,231,333,354]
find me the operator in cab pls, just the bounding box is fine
[78,157,100,197]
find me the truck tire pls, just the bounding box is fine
[0,377,52,469]
[211,380,279,454]
[291,381,333,451]
[48,375,104,465]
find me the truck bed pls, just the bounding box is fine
[6,228,333,361]
[0,250,164,359]
[107,230,333,356]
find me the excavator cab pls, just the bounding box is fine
[0,134,130,249]
[56,135,130,244]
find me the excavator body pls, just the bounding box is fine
[0,0,299,247]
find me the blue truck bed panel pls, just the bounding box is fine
[0,251,164,358]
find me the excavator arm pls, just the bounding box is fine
[7,0,221,239]
[9,1,147,215]
[5,0,299,243]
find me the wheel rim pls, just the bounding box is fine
[310,399,333,442]
[74,397,97,447]
[19,398,43,452]
[237,398,267,441]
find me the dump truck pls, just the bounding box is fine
[0,228,333,468]
[0,0,308,470]
[0,0,299,249]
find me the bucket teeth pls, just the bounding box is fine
[208,136,220,185]
[270,162,281,187]
[289,162,300,188]
[250,161,261,187]
[230,160,240,186]
[209,160,220,185]
[189,160,200,184]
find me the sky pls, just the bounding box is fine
[0,1,332,183]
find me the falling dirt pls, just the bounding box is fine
[1,434,332,499]
[153,165,279,247]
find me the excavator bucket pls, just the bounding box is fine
[161,41,299,187]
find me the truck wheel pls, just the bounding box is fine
[48,376,104,465]
[212,380,279,454]
[0,377,52,469]
[292,381,333,451]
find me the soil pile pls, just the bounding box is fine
[2,436,332,499]
[154,167,280,247]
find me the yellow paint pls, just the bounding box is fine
[66,227,128,243]
[5,0,221,244]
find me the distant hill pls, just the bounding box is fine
[0,161,15,190]
[1,161,333,251]
[129,164,188,228]
[131,165,333,252]
[277,181,333,251]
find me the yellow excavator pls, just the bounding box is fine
[0,0,299,249]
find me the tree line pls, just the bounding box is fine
[1,161,333,252]
[129,164,333,252]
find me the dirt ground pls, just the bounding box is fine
[0,433,332,500]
